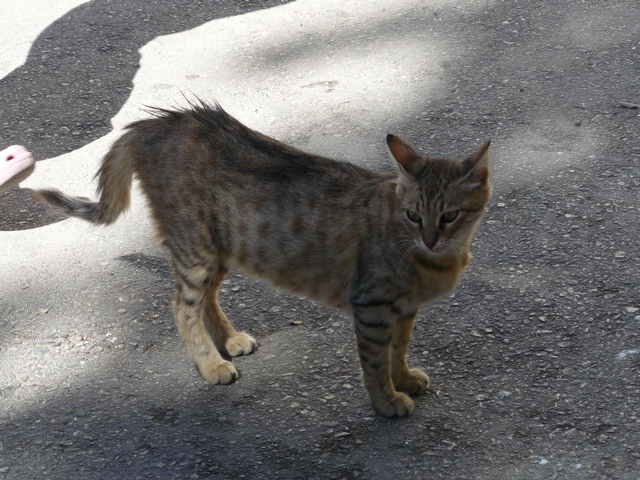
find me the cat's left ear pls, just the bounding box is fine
[387,134,426,176]
[462,140,491,185]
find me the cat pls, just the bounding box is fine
[36,101,491,417]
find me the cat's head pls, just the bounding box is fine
[387,134,491,263]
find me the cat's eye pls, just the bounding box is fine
[406,210,422,223]
[440,210,459,223]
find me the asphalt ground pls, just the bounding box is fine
[1,1,639,478]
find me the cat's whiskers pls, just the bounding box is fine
[397,235,420,273]
[448,235,469,253]
[35,102,491,419]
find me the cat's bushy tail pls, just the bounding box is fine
[35,134,136,226]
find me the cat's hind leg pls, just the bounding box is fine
[391,312,430,395]
[171,260,237,384]
[203,262,257,358]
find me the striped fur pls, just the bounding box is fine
[37,102,491,417]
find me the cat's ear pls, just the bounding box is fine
[387,134,426,176]
[461,140,490,185]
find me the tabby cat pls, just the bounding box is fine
[37,102,491,417]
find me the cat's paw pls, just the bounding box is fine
[371,392,415,418]
[225,332,257,357]
[394,368,430,395]
[195,359,237,385]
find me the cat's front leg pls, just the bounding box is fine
[391,312,430,394]
[352,305,414,417]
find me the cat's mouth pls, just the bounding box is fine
[417,238,454,257]
[417,239,440,254]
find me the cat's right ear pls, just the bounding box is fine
[461,140,490,185]
[387,134,426,176]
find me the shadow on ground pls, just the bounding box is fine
[1,1,639,479]
[0,0,295,231]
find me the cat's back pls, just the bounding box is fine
[128,103,376,191]
[121,103,396,309]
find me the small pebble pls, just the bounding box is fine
[616,349,639,360]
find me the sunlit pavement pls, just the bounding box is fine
[1,1,639,478]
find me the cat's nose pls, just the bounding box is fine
[423,230,438,250]
[424,239,437,250]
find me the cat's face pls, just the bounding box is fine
[387,135,491,261]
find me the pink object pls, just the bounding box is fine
[0,145,35,194]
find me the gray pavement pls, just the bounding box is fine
[1,0,639,478]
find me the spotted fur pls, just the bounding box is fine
[36,102,491,417]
